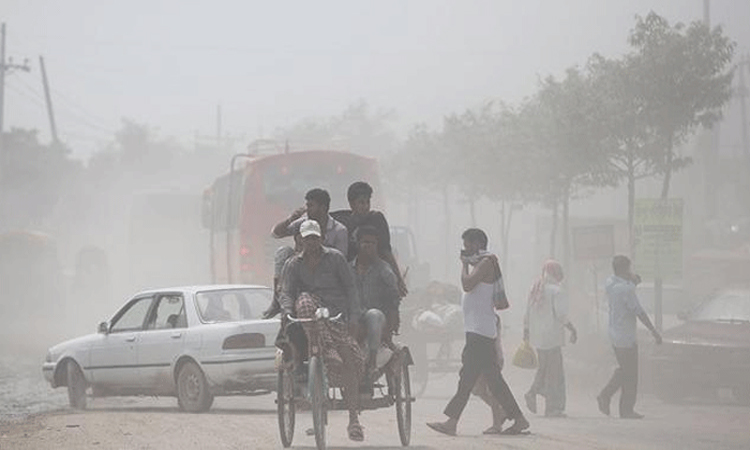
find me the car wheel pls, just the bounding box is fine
[66,361,87,409]
[732,387,750,405]
[177,361,213,413]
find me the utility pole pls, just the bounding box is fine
[0,23,31,135]
[0,23,31,184]
[39,56,58,144]
[738,55,750,166]
[703,0,710,26]
[0,23,6,136]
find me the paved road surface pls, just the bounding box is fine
[2,353,749,450]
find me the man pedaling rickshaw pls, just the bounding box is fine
[278,219,368,442]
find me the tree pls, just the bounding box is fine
[397,123,456,277]
[612,12,736,332]
[588,54,663,255]
[87,119,188,187]
[628,11,735,200]
[533,67,617,264]
[441,102,541,267]
[0,128,82,229]
[274,99,399,158]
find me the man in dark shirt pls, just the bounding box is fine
[332,181,407,296]
[351,225,401,379]
[278,219,367,441]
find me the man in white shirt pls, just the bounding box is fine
[427,228,529,436]
[271,188,348,256]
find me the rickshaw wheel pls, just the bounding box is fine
[277,361,296,447]
[309,355,327,450]
[395,358,412,446]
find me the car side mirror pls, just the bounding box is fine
[677,310,688,322]
[98,322,109,334]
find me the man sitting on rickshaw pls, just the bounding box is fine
[278,219,367,442]
[351,225,401,383]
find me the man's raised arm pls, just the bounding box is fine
[272,206,306,238]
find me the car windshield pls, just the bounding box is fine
[690,292,750,322]
[196,288,273,323]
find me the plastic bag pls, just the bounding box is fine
[512,340,538,369]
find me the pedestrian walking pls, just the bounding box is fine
[427,228,529,436]
[597,255,662,419]
[523,259,577,418]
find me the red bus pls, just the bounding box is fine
[202,149,381,285]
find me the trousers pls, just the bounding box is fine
[528,347,566,414]
[599,345,638,416]
[444,332,522,420]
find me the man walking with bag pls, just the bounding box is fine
[427,228,529,436]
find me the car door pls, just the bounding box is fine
[137,293,187,393]
[89,296,153,391]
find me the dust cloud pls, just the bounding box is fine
[1,1,749,430]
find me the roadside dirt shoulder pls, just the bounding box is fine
[0,397,279,450]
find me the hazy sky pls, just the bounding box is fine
[1,0,749,159]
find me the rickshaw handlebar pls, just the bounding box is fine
[285,311,344,324]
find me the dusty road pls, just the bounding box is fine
[3,389,750,450]
[2,347,749,450]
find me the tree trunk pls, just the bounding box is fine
[655,134,674,333]
[628,157,636,258]
[562,183,571,274]
[408,184,419,237]
[469,196,477,227]
[549,199,559,259]
[661,136,673,200]
[500,201,515,271]
[500,201,507,268]
[442,185,451,280]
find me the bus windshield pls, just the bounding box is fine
[260,155,375,211]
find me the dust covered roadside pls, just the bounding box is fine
[0,397,280,450]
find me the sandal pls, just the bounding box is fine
[426,421,456,436]
[348,423,364,442]
[482,425,504,435]
[501,417,530,435]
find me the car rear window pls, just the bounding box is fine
[691,292,750,322]
[196,288,273,323]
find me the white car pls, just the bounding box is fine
[42,284,279,412]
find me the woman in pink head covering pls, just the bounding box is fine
[522,259,577,417]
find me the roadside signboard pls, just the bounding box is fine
[633,198,683,281]
[572,224,615,260]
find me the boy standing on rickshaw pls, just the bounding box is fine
[334,181,408,297]
[278,219,368,442]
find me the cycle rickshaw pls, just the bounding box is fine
[399,281,465,397]
[276,307,414,450]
